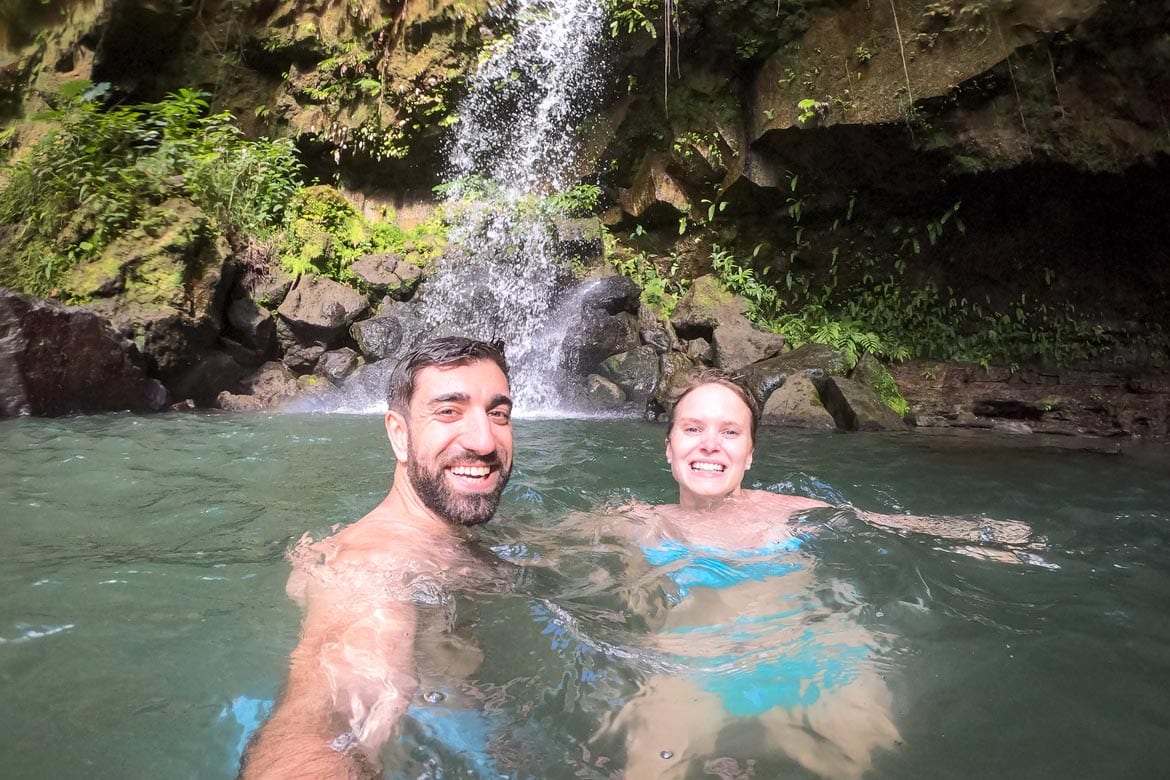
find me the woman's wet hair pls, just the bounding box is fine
[665,368,761,445]
[386,337,509,415]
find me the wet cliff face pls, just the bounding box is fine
[2,0,1167,363]
[0,0,497,191]
[595,0,1170,362]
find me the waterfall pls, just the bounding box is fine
[417,0,608,415]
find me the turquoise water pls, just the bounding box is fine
[2,414,1170,778]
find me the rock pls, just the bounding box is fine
[653,351,698,410]
[216,391,267,412]
[821,376,909,432]
[887,360,1170,438]
[368,300,434,364]
[669,275,747,337]
[583,374,626,410]
[315,348,360,383]
[685,337,714,364]
[850,353,910,418]
[564,310,641,371]
[235,361,301,408]
[282,341,326,373]
[550,217,604,262]
[579,275,641,315]
[248,265,295,308]
[75,200,235,389]
[711,314,785,370]
[350,315,403,361]
[226,295,275,354]
[740,343,850,405]
[599,345,660,407]
[0,289,166,416]
[760,372,837,430]
[168,349,246,408]
[638,305,682,354]
[276,275,369,346]
[351,253,423,299]
[618,152,692,220]
[218,335,267,369]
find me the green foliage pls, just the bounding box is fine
[854,44,874,65]
[279,186,446,282]
[710,237,1115,371]
[545,184,602,217]
[0,82,301,294]
[672,131,725,169]
[796,98,820,124]
[605,0,660,38]
[611,234,688,317]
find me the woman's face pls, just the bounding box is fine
[666,382,755,509]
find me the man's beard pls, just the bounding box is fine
[407,446,511,527]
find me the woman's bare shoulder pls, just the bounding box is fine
[743,489,832,512]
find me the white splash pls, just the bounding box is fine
[420,0,608,415]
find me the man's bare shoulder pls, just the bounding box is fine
[285,503,467,605]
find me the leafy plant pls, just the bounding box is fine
[709,234,1115,371]
[612,244,687,317]
[279,186,446,282]
[797,98,820,123]
[0,82,302,295]
[545,184,602,217]
[605,0,660,37]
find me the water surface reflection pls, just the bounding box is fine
[1,414,1168,778]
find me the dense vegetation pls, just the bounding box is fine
[0,83,301,296]
[0,82,443,299]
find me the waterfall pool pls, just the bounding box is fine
[2,413,1169,778]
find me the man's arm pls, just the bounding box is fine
[241,566,419,779]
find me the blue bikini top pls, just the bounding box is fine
[641,536,805,599]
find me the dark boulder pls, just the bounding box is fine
[351,253,423,299]
[226,295,276,354]
[169,349,246,407]
[740,343,849,405]
[638,305,682,354]
[277,275,369,347]
[599,345,660,407]
[315,348,361,383]
[711,315,786,371]
[760,371,837,430]
[583,374,626,410]
[653,351,698,410]
[579,275,640,315]
[351,315,404,362]
[0,289,166,416]
[822,376,909,432]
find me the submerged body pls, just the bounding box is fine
[595,373,1035,778]
[594,497,901,780]
[242,340,515,778]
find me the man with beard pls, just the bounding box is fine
[242,337,514,779]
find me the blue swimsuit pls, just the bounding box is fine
[641,536,865,717]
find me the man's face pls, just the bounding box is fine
[403,360,513,526]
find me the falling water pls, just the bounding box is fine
[418,0,609,415]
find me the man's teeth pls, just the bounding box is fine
[691,462,725,472]
[450,465,491,477]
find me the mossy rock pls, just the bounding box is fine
[851,352,909,419]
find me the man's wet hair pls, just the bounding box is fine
[387,337,510,415]
[665,368,761,445]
